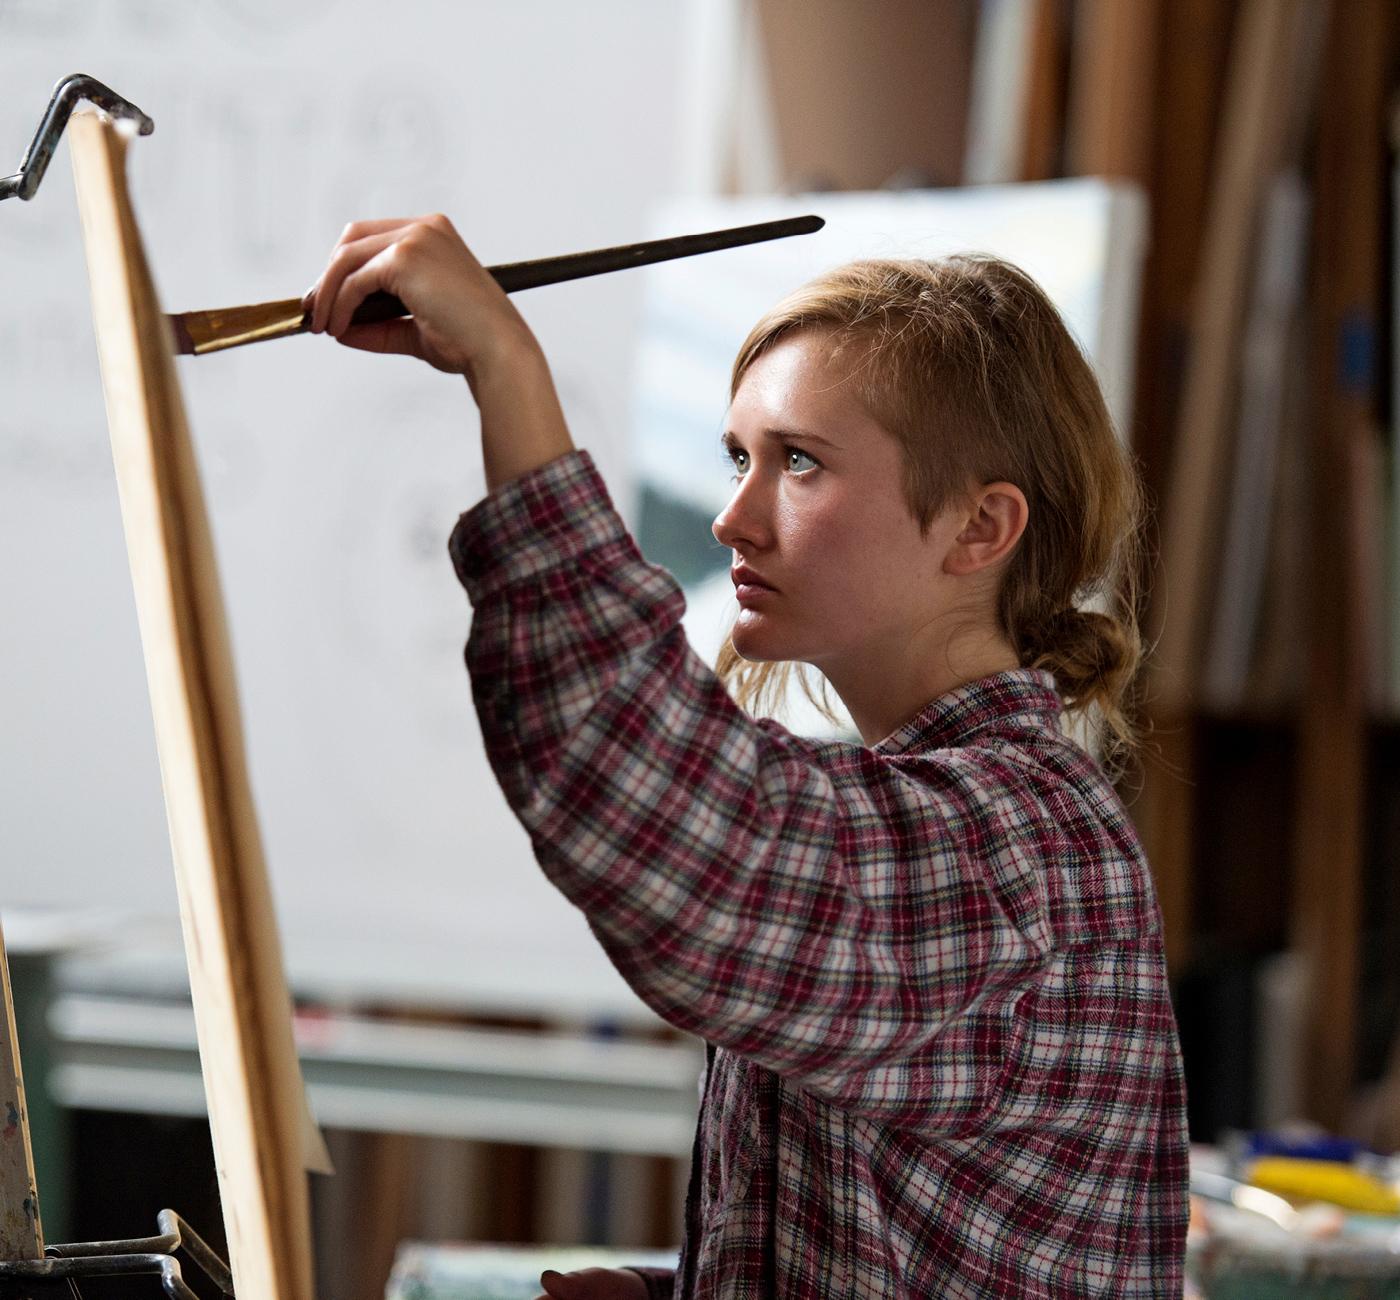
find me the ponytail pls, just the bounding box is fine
[1020,603,1142,772]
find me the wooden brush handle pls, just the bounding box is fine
[347,215,825,325]
[347,290,408,326]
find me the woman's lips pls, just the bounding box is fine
[732,564,776,605]
[732,565,776,591]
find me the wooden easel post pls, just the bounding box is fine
[69,111,321,1298]
[0,917,42,1262]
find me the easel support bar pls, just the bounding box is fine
[0,1208,237,1298]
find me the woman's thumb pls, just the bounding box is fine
[540,1269,581,1298]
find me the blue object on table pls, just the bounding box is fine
[1243,1133,1369,1164]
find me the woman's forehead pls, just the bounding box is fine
[730,334,875,428]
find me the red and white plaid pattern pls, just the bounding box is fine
[450,450,1189,1298]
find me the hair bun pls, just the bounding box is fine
[1028,605,1136,713]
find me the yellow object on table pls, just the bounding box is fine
[1245,1157,1400,1215]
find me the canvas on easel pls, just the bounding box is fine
[68,110,326,1300]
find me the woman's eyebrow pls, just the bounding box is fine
[722,427,839,450]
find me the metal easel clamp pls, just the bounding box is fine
[0,74,154,202]
[0,1209,236,1298]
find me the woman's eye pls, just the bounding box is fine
[722,446,817,477]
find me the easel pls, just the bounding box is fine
[0,916,234,1298]
[0,76,238,1300]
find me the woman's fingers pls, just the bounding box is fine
[307,212,540,380]
[323,244,405,338]
[308,228,405,335]
[335,318,421,358]
[309,214,453,331]
[535,1267,647,1299]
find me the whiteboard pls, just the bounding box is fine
[0,1,686,1022]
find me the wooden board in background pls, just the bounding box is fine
[755,0,973,189]
[1018,0,1070,183]
[1109,0,1236,973]
[1066,0,1160,183]
[1147,0,1311,712]
[1293,0,1393,1132]
[68,111,321,1300]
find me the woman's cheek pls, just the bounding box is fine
[780,491,845,554]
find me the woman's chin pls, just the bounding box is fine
[730,614,792,662]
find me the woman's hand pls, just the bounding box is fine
[307,213,576,491]
[532,1266,648,1300]
[305,213,539,385]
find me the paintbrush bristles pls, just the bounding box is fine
[177,297,308,355]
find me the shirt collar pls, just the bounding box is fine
[871,667,1064,755]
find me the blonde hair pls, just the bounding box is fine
[714,255,1146,775]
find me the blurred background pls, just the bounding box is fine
[1,0,1398,1296]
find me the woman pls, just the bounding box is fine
[307,215,1189,1298]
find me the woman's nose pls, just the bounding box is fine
[712,475,772,551]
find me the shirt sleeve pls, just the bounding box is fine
[450,449,1060,1113]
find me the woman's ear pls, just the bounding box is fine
[943,482,1028,576]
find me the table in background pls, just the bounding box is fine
[388,1243,678,1300]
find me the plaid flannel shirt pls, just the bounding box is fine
[449,450,1189,1298]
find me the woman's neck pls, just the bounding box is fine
[819,626,1023,747]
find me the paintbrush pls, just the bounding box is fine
[168,213,824,356]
